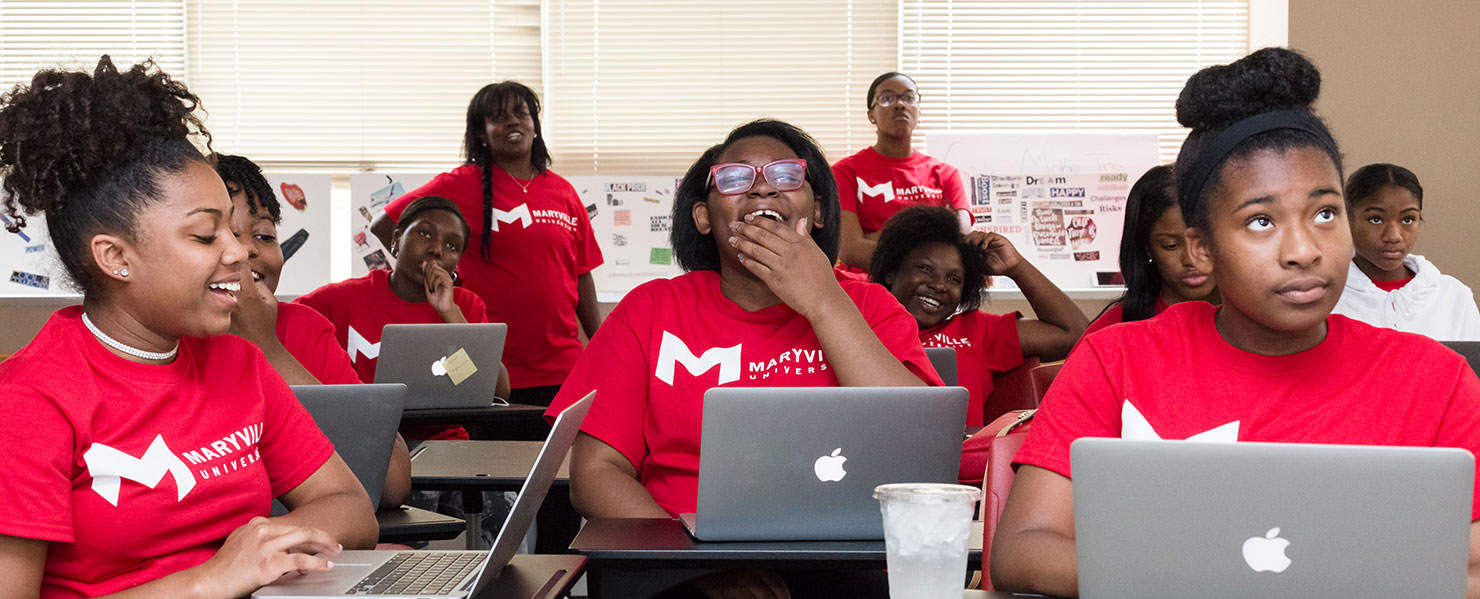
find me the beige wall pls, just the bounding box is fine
[1289,0,1480,291]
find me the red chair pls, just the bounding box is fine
[981,357,1040,424]
[968,409,1033,590]
[1029,361,1064,405]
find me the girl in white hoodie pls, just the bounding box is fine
[1333,163,1480,340]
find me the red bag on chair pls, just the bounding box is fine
[958,409,1035,485]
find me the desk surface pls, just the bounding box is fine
[400,403,548,425]
[475,554,587,599]
[409,440,571,492]
[375,505,465,544]
[571,518,983,569]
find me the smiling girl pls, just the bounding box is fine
[0,57,375,598]
[870,205,1087,426]
[1332,163,1480,340]
[989,48,1480,598]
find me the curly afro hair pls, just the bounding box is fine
[870,205,990,312]
[0,55,211,294]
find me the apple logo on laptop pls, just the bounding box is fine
[431,357,448,377]
[813,448,847,482]
[1242,527,1292,573]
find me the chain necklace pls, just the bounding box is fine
[81,312,178,361]
[502,167,536,193]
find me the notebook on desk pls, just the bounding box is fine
[1072,438,1474,598]
[252,390,594,599]
[374,323,507,409]
[681,386,968,541]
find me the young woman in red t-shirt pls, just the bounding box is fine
[546,119,941,598]
[0,57,376,598]
[298,196,511,440]
[215,153,411,509]
[371,82,603,407]
[833,72,971,277]
[991,48,1480,597]
[869,205,1088,425]
[1082,164,1220,337]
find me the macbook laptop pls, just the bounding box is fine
[1073,438,1474,598]
[682,386,968,541]
[253,390,594,598]
[374,323,508,409]
[924,347,959,386]
[277,384,407,513]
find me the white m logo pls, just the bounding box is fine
[347,325,381,364]
[655,331,741,386]
[491,204,533,232]
[856,178,896,203]
[83,435,197,506]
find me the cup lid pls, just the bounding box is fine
[873,483,982,503]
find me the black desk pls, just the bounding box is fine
[376,505,465,544]
[571,518,985,598]
[409,441,575,551]
[475,554,587,599]
[402,403,551,441]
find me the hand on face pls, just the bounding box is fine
[965,230,1022,276]
[228,260,280,346]
[422,259,458,316]
[729,214,837,317]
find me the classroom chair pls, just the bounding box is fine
[982,357,1041,424]
[969,409,1035,591]
[1029,361,1065,405]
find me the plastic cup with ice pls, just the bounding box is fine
[874,483,982,599]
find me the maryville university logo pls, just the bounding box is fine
[655,331,741,385]
[83,435,196,506]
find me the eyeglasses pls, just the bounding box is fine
[874,92,919,108]
[708,159,808,195]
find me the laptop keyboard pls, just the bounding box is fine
[346,551,486,596]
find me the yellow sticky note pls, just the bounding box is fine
[442,348,478,386]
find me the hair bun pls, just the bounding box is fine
[0,55,204,219]
[1175,47,1321,131]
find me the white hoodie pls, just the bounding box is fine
[1334,254,1480,341]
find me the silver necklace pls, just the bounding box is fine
[503,167,535,194]
[81,312,178,361]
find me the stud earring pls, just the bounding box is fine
[112,269,121,276]
[120,269,129,277]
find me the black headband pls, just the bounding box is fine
[1178,110,1337,208]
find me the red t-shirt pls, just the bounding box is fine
[386,165,604,388]
[1016,301,1480,518]
[295,269,487,440]
[1081,296,1171,338]
[1373,275,1416,292]
[920,310,1025,427]
[834,146,969,249]
[542,271,943,517]
[0,307,334,598]
[275,301,361,385]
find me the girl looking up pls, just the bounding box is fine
[990,47,1480,598]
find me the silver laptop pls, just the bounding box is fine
[924,347,958,386]
[279,384,407,512]
[1073,438,1474,598]
[373,323,508,409]
[681,386,968,541]
[253,391,594,598]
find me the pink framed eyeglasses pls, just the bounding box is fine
[709,159,808,195]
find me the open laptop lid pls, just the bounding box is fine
[373,323,508,408]
[284,384,406,512]
[693,386,968,541]
[924,347,958,387]
[464,390,593,595]
[1072,438,1473,598]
